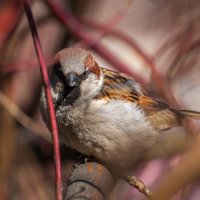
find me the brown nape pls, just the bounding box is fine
[84,54,100,79]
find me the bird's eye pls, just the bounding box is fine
[82,69,89,79]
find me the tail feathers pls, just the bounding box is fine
[149,109,200,131]
[177,110,200,119]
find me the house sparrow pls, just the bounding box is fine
[40,48,200,175]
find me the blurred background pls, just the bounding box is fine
[0,0,200,199]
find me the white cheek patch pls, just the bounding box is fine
[52,90,59,100]
[80,72,104,98]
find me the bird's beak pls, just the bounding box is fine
[65,72,80,87]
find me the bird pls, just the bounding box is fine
[40,47,200,176]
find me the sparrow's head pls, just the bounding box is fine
[49,48,103,108]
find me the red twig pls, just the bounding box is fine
[0,55,54,73]
[80,18,179,105]
[76,0,131,48]
[81,18,157,74]
[23,1,62,200]
[167,38,200,79]
[44,0,148,88]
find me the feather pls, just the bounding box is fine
[176,110,200,119]
[95,68,143,102]
[95,68,200,131]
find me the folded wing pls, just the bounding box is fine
[95,68,200,131]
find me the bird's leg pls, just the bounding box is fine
[123,174,153,198]
[68,153,95,185]
[72,153,95,169]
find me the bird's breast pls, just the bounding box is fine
[56,99,158,171]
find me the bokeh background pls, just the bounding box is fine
[0,0,200,199]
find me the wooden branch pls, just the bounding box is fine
[123,175,152,198]
[64,162,114,200]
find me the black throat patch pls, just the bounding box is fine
[50,64,81,109]
[61,85,81,107]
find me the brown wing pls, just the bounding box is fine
[95,68,144,102]
[138,96,181,130]
[95,68,181,131]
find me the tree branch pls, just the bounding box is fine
[64,162,114,200]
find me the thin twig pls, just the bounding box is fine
[79,18,172,103]
[0,55,54,73]
[44,0,148,88]
[167,38,200,79]
[0,91,50,141]
[23,1,62,200]
[80,17,155,71]
[154,33,186,61]
[76,0,132,48]
[123,175,153,198]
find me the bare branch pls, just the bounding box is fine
[0,91,50,142]
[64,162,114,200]
[123,175,152,198]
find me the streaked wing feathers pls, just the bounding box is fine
[95,68,143,102]
[95,68,180,131]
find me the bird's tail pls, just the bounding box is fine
[150,108,200,131]
[177,109,200,119]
